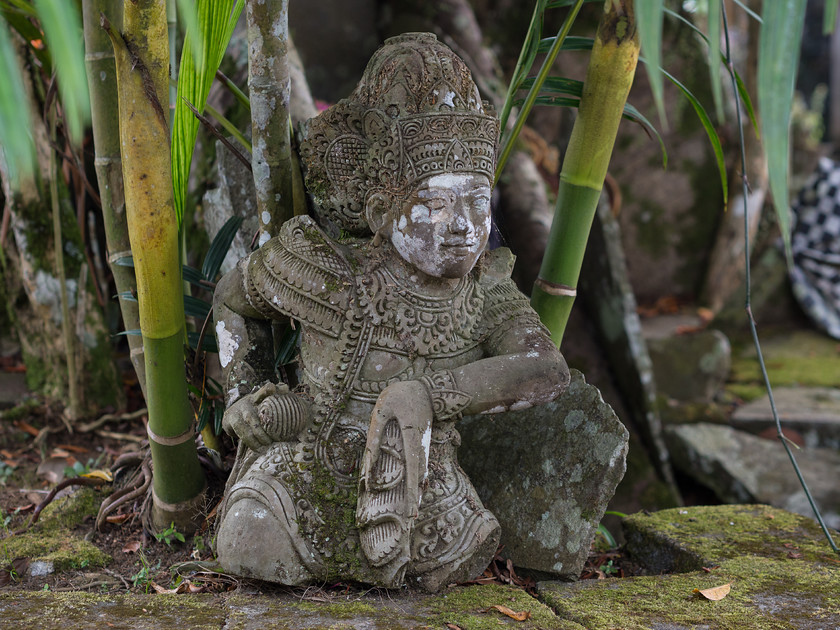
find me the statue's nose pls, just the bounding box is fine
[448,203,470,234]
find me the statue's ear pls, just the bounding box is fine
[365,192,391,235]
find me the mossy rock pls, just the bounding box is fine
[1,487,111,572]
[537,504,840,629]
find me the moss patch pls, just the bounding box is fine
[539,555,840,630]
[427,583,585,629]
[623,504,839,570]
[1,487,111,571]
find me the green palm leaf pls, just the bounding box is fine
[0,19,33,182]
[171,0,244,226]
[636,0,666,128]
[758,0,806,261]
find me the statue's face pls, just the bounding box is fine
[389,173,492,279]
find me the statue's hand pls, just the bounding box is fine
[372,380,433,425]
[222,382,287,452]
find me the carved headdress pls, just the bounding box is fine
[300,33,499,235]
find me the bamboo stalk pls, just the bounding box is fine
[245,0,293,243]
[530,0,639,346]
[82,0,147,398]
[104,0,205,532]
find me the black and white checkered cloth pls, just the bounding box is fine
[789,156,840,339]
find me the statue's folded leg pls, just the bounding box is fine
[215,472,320,585]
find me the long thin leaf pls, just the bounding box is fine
[175,0,203,64]
[663,8,759,139]
[172,0,244,226]
[499,0,547,134]
[32,0,90,144]
[188,330,218,353]
[546,0,599,6]
[1,7,52,71]
[0,19,34,182]
[636,0,666,129]
[497,0,586,183]
[184,294,211,319]
[825,0,839,34]
[661,67,727,203]
[520,76,583,96]
[732,0,762,22]
[707,0,723,122]
[202,215,243,281]
[537,35,593,53]
[515,93,667,168]
[182,265,205,287]
[758,0,806,261]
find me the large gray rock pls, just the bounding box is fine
[458,370,629,580]
[646,328,731,403]
[732,386,840,449]
[665,423,840,528]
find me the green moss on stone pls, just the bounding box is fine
[1,488,111,571]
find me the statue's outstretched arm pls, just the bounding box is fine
[419,320,569,421]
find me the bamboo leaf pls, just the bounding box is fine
[1,7,52,71]
[0,19,34,182]
[706,0,724,122]
[663,8,759,138]
[184,295,211,319]
[636,0,666,129]
[546,0,599,6]
[537,35,593,53]
[758,0,806,260]
[202,215,243,281]
[825,0,839,34]
[497,0,586,183]
[189,331,218,354]
[32,0,90,145]
[175,0,203,63]
[521,76,583,96]
[661,68,727,204]
[732,0,762,22]
[182,265,205,287]
[499,0,547,134]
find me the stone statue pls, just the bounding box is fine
[212,32,570,592]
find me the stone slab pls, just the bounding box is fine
[538,505,840,630]
[0,371,29,409]
[664,423,840,528]
[731,386,840,449]
[458,369,629,579]
[646,329,730,403]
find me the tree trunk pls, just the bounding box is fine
[246,0,294,243]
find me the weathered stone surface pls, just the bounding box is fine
[458,370,629,579]
[664,423,840,528]
[202,141,258,277]
[646,329,730,403]
[538,505,840,630]
[732,386,840,449]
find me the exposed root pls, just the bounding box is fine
[95,451,152,531]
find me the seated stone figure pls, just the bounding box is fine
[212,32,570,592]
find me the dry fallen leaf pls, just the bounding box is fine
[445,624,462,630]
[490,605,531,621]
[694,583,731,601]
[122,540,142,554]
[82,469,114,482]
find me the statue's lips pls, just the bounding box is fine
[441,240,477,251]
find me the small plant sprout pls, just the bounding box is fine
[155,522,186,546]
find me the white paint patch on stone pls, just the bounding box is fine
[421,424,432,481]
[526,350,540,358]
[510,400,532,411]
[410,204,433,224]
[259,230,271,247]
[216,320,240,368]
[442,91,456,107]
[483,405,507,414]
[261,211,271,225]
[228,387,241,405]
[253,508,267,519]
[398,215,408,230]
[375,364,382,372]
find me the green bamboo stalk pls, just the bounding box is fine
[104,0,205,532]
[245,0,293,243]
[530,0,639,346]
[82,0,147,398]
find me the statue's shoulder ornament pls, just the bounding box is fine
[477,247,546,339]
[243,215,355,338]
